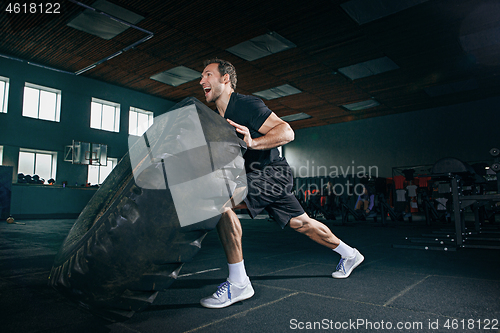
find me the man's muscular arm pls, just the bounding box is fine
[227,112,294,150]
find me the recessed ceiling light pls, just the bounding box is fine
[341,0,429,25]
[338,56,399,80]
[67,0,144,40]
[150,66,201,87]
[342,99,380,111]
[252,84,301,100]
[280,113,312,122]
[226,31,296,61]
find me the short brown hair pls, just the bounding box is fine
[203,58,237,90]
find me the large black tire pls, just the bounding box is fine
[48,97,246,320]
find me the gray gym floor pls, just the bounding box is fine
[1,215,499,333]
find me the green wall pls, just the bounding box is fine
[0,56,175,185]
[285,96,500,178]
[0,56,176,218]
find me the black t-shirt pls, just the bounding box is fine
[222,93,282,172]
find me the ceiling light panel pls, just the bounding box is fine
[150,66,201,87]
[341,0,429,25]
[338,56,399,80]
[226,32,296,61]
[67,0,144,40]
[253,84,302,100]
[342,99,380,111]
[280,113,312,122]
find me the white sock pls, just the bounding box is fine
[228,260,248,285]
[333,240,355,258]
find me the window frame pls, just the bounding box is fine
[87,157,118,185]
[22,82,62,122]
[129,106,154,136]
[90,97,120,133]
[18,148,58,182]
[0,76,9,114]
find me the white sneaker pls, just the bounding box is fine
[200,278,254,308]
[332,249,364,279]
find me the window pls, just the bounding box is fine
[0,146,3,165]
[88,158,117,185]
[18,149,57,182]
[91,98,120,132]
[22,83,61,121]
[0,76,9,113]
[129,107,153,136]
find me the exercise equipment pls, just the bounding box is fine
[48,97,247,320]
[419,191,450,225]
[395,155,500,250]
[338,177,409,225]
[304,188,337,220]
[340,196,378,224]
[376,193,407,224]
[339,195,371,223]
[294,178,341,221]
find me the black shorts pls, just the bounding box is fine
[243,159,305,228]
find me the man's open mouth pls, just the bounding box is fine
[204,87,211,95]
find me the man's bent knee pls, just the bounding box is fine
[289,213,309,231]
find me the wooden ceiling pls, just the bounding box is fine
[1,0,500,130]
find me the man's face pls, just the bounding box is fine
[200,63,226,103]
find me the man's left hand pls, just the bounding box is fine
[227,119,254,149]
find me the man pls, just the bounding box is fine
[199,59,363,309]
[355,185,375,215]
